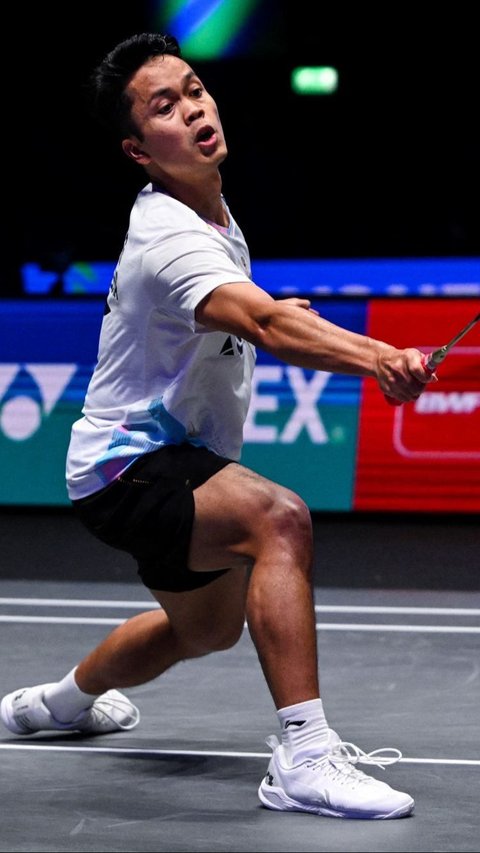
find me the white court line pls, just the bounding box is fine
[0,598,158,609]
[0,615,479,633]
[1,598,479,617]
[0,616,124,626]
[0,742,478,766]
[314,623,480,634]
[316,605,480,617]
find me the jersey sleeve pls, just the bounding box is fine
[144,227,250,330]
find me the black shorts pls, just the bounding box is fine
[72,444,233,592]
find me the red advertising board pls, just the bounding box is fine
[354,299,480,511]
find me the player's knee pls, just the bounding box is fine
[262,487,312,546]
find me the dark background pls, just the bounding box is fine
[6,2,480,296]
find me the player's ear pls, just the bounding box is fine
[122,138,151,166]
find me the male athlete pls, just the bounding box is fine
[1,33,433,819]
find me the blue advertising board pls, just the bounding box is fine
[0,298,365,508]
[21,257,480,298]
[0,301,103,504]
[241,301,366,509]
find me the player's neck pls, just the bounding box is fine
[192,194,228,227]
[173,174,227,226]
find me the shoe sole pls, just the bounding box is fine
[258,783,415,820]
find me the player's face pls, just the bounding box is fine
[122,54,227,182]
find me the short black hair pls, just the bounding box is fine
[90,33,182,140]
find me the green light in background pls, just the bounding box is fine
[291,66,339,95]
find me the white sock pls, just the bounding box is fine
[43,667,100,723]
[277,698,330,765]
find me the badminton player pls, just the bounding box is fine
[1,33,433,819]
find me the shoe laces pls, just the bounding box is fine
[266,734,402,787]
[328,741,402,770]
[307,741,402,786]
[87,694,140,730]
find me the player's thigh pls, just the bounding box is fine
[188,462,309,572]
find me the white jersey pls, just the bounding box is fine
[66,184,256,499]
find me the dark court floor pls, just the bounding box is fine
[0,510,479,852]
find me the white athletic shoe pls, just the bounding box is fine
[258,729,414,820]
[0,683,140,735]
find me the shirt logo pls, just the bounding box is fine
[219,336,244,356]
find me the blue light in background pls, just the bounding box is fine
[20,257,480,298]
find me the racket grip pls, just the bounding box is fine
[383,353,435,406]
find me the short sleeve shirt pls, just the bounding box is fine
[66,184,256,499]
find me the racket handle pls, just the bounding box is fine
[384,353,435,406]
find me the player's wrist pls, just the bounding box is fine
[368,338,396,379]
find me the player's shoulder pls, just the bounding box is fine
[133,183,205,234]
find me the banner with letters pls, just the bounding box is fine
[240,301,366,510]
[354,299,480,512]
[1,297,479,511]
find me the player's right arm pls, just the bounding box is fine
[195,281,433,403]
